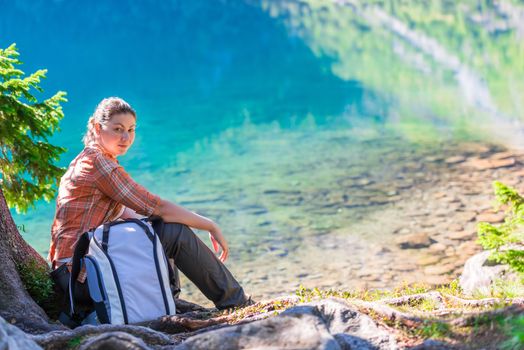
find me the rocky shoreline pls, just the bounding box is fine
[4,291,523,349]
[181,141,524,305]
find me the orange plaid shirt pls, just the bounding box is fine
[49,144,161,275]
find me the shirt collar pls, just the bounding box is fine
[87,143,119,162]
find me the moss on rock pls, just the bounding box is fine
[16,258,60,318]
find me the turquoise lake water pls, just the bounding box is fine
[2,0,524,301]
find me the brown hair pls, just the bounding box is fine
[83,97,136,146]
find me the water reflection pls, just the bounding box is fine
[257,0,524,145]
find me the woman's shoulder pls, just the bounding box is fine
[82,145,117,162]
[67,145,119,174]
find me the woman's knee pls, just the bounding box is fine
[157,222,197,249]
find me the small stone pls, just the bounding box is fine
[476,212,505,223]
[449,230,475,240]
[460,142,491,154]
[369,196,390,205]
[396,181,413,189]
[439,256,460,266]
[458,241,482,255]
[428,243,447,253]
[393,263,415,272]
[395,233,433,249]
[417,256,441,266]
[461,187,482,195]
[434,210,449,217]
[433,192,447,199]
[394,227,411,235]
[425,156,443,162]
[356,270,372,278]
[465,157,515,170]
[356,179,372,186]
[444,247,456,256]
[490,158,516,168]
[448,223,464,232]
[444,196,462,204]
[501,177,520,186]
[424,264,453,275]
[361,274,381,282]
[425,275,452,285]
[420,220,435,228]
[257,221,271,227]
[445,156,466,164]
[455,211,476,223]
[513,169,524,177]
[490,151,515,160]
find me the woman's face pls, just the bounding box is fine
[95,112,136,157]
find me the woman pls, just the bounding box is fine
[49,97,250,310]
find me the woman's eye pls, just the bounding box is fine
[129,129,135,133]
[114,128,123,132]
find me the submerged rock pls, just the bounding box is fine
[444,156,466,164]
[395,233,433,249]
[475,211,505,223]
[448,230,475,241]
[464,157,516,170]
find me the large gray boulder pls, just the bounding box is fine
[459,250,522,296]
[306,298,396,349]
[175,298,397,350]
[0,316,42,350]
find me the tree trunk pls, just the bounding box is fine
[0,186,63,333]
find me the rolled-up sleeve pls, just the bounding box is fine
[93,155,161,217]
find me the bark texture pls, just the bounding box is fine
[0,187,63,333]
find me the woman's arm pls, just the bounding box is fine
[93,158,229,261]
[154,199,229,262]
[120,206,145,219]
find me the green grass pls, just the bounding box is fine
[502,314,524,350]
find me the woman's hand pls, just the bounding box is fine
[155,199,230,261]
[209,224,229,262]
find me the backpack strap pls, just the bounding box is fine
[69,231,91,316]
[102,223,110,252]
[148,216,179,297]
[102,218,155,242]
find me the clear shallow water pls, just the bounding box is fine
[2,0,524,302]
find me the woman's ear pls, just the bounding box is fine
[94,122,101,135]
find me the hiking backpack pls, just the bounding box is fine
[69,218,176,325]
